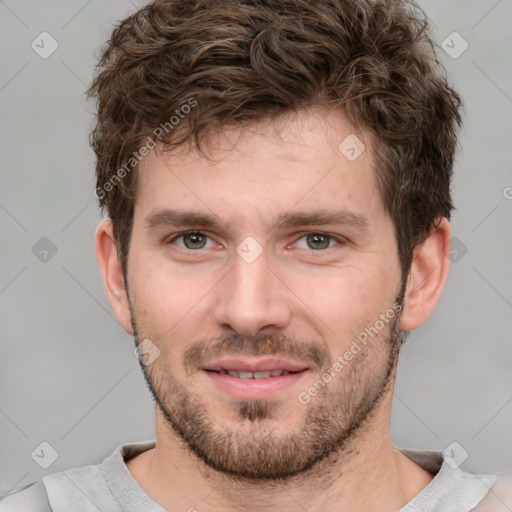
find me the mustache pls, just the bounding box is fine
[183,333,329,375]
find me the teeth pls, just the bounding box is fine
[219,369,293,379]
[253,371,271,379]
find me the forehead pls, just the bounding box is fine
[134,108,383,226]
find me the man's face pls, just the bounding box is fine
[126,109,404,481]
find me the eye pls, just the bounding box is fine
[168,231,216,250]
[295,232,343,251]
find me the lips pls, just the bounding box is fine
[202,357,309,399]
[203,359,310,399]
[203,357,309,374]
[208,369,294,379]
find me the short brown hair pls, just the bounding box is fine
[86,0,462,282]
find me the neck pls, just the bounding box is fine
[127,398,434,511]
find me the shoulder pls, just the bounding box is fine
[397,447,500,511]
[0,480,52,511]
[473,474,512,511]
[0,440,156,512]
[0,451,117,512]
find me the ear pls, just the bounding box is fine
[94,219,134,334]
[400,217,451,331]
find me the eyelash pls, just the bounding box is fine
[166,230,346,254]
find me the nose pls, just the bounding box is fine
[213,246,292,337]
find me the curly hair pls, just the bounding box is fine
[86,0,462,282]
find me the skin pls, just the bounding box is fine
[95,107,451,511]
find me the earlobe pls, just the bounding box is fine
[400,217,451,331]
[94,219,134,334]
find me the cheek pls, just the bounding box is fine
[129,251,222,345]
[129,255,185,332]
[291,262,399,348]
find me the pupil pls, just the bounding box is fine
[308,234,329,250]
[185,233,206,249]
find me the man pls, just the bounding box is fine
[2,0,510,510]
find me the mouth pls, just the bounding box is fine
[202,358,310,399]
[204,368,301,379]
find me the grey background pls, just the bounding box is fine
[1,0,511,495]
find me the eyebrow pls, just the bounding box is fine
[145,208,369,233]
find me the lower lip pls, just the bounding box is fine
[203,369,309,399]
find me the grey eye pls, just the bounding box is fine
[173,232,214,250]
[296,233,336,251]
[183,233,207,249]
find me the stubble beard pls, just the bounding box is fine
[131,299,404,483]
